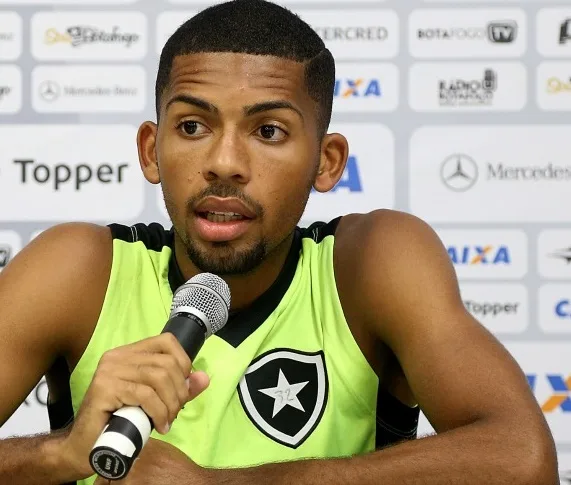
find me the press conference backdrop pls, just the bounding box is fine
[1,0,571,480]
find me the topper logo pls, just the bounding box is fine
[14,159,129,191]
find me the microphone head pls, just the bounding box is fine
[170,273,231,335]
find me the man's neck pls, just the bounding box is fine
[173,232,295,313]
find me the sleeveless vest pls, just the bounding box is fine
[50,219,419,485]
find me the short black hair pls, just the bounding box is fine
[155,0,335,137]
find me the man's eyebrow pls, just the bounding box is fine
[165,96,304,122]
[244,101,304,121]
[165,94,219,114]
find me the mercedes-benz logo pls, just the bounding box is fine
[38,80,60,102]
[440,154,478,192]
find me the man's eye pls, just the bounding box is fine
[179,121,206,136]
[258,125,287,141]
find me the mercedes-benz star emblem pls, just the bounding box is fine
[440,154,479,192]
[39,81,60,102]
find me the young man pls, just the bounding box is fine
[0,1,559,484]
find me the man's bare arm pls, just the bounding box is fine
[0,223,112,484]
[0,431,77,485]
[206,422,555,485]
[0,224,210,484]
[197,211,558,485]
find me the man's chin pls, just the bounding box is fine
[210,240,234,249]
[185,240,267,276]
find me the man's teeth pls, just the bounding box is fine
[205,211,245,222]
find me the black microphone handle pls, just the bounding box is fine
[89,311,208,481]
[161,312,207,361]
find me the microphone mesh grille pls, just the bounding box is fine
[170,273,231,334]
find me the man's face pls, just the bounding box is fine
[153,52,322,275]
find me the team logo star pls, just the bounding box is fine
[238,349,328,447]
[258,369,309,417]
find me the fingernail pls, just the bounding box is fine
[164,423,170,434]
[186,377,191,389]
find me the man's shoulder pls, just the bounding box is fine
[29,222,115,303]
[33,222,112,259]
[332,210,460,355]
[299,210,425,245]
[335,209,440,255]
[333,209,451,311]
[0,222,116,363]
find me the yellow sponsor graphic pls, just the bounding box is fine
[44,27,71,45]
[43,26,139,47]
[547,77,571,94]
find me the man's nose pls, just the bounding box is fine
[202,132,251,184]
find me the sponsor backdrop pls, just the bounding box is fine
[1,0,570,481]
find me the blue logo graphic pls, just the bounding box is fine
[447,245,511,265]
[556,300,571,318]
[527,374,571,413]
[334,79,382,98]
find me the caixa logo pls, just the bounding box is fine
[334,78,382,98]
[312,155,363,193]
[527,375,571,413]
[447,245,511,265]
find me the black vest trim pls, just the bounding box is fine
[375,388,420,449]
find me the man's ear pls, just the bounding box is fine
[137,121,160,184]
[313,133,349,192]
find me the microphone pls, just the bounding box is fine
[88,273,231,480]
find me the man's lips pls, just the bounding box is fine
[193,215,253,242]
[193,197,256,219]
[191,196,258,242]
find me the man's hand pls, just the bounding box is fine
[61,333,210,479]
[93,438,209,485]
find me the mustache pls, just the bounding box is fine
[188,184,264,218]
